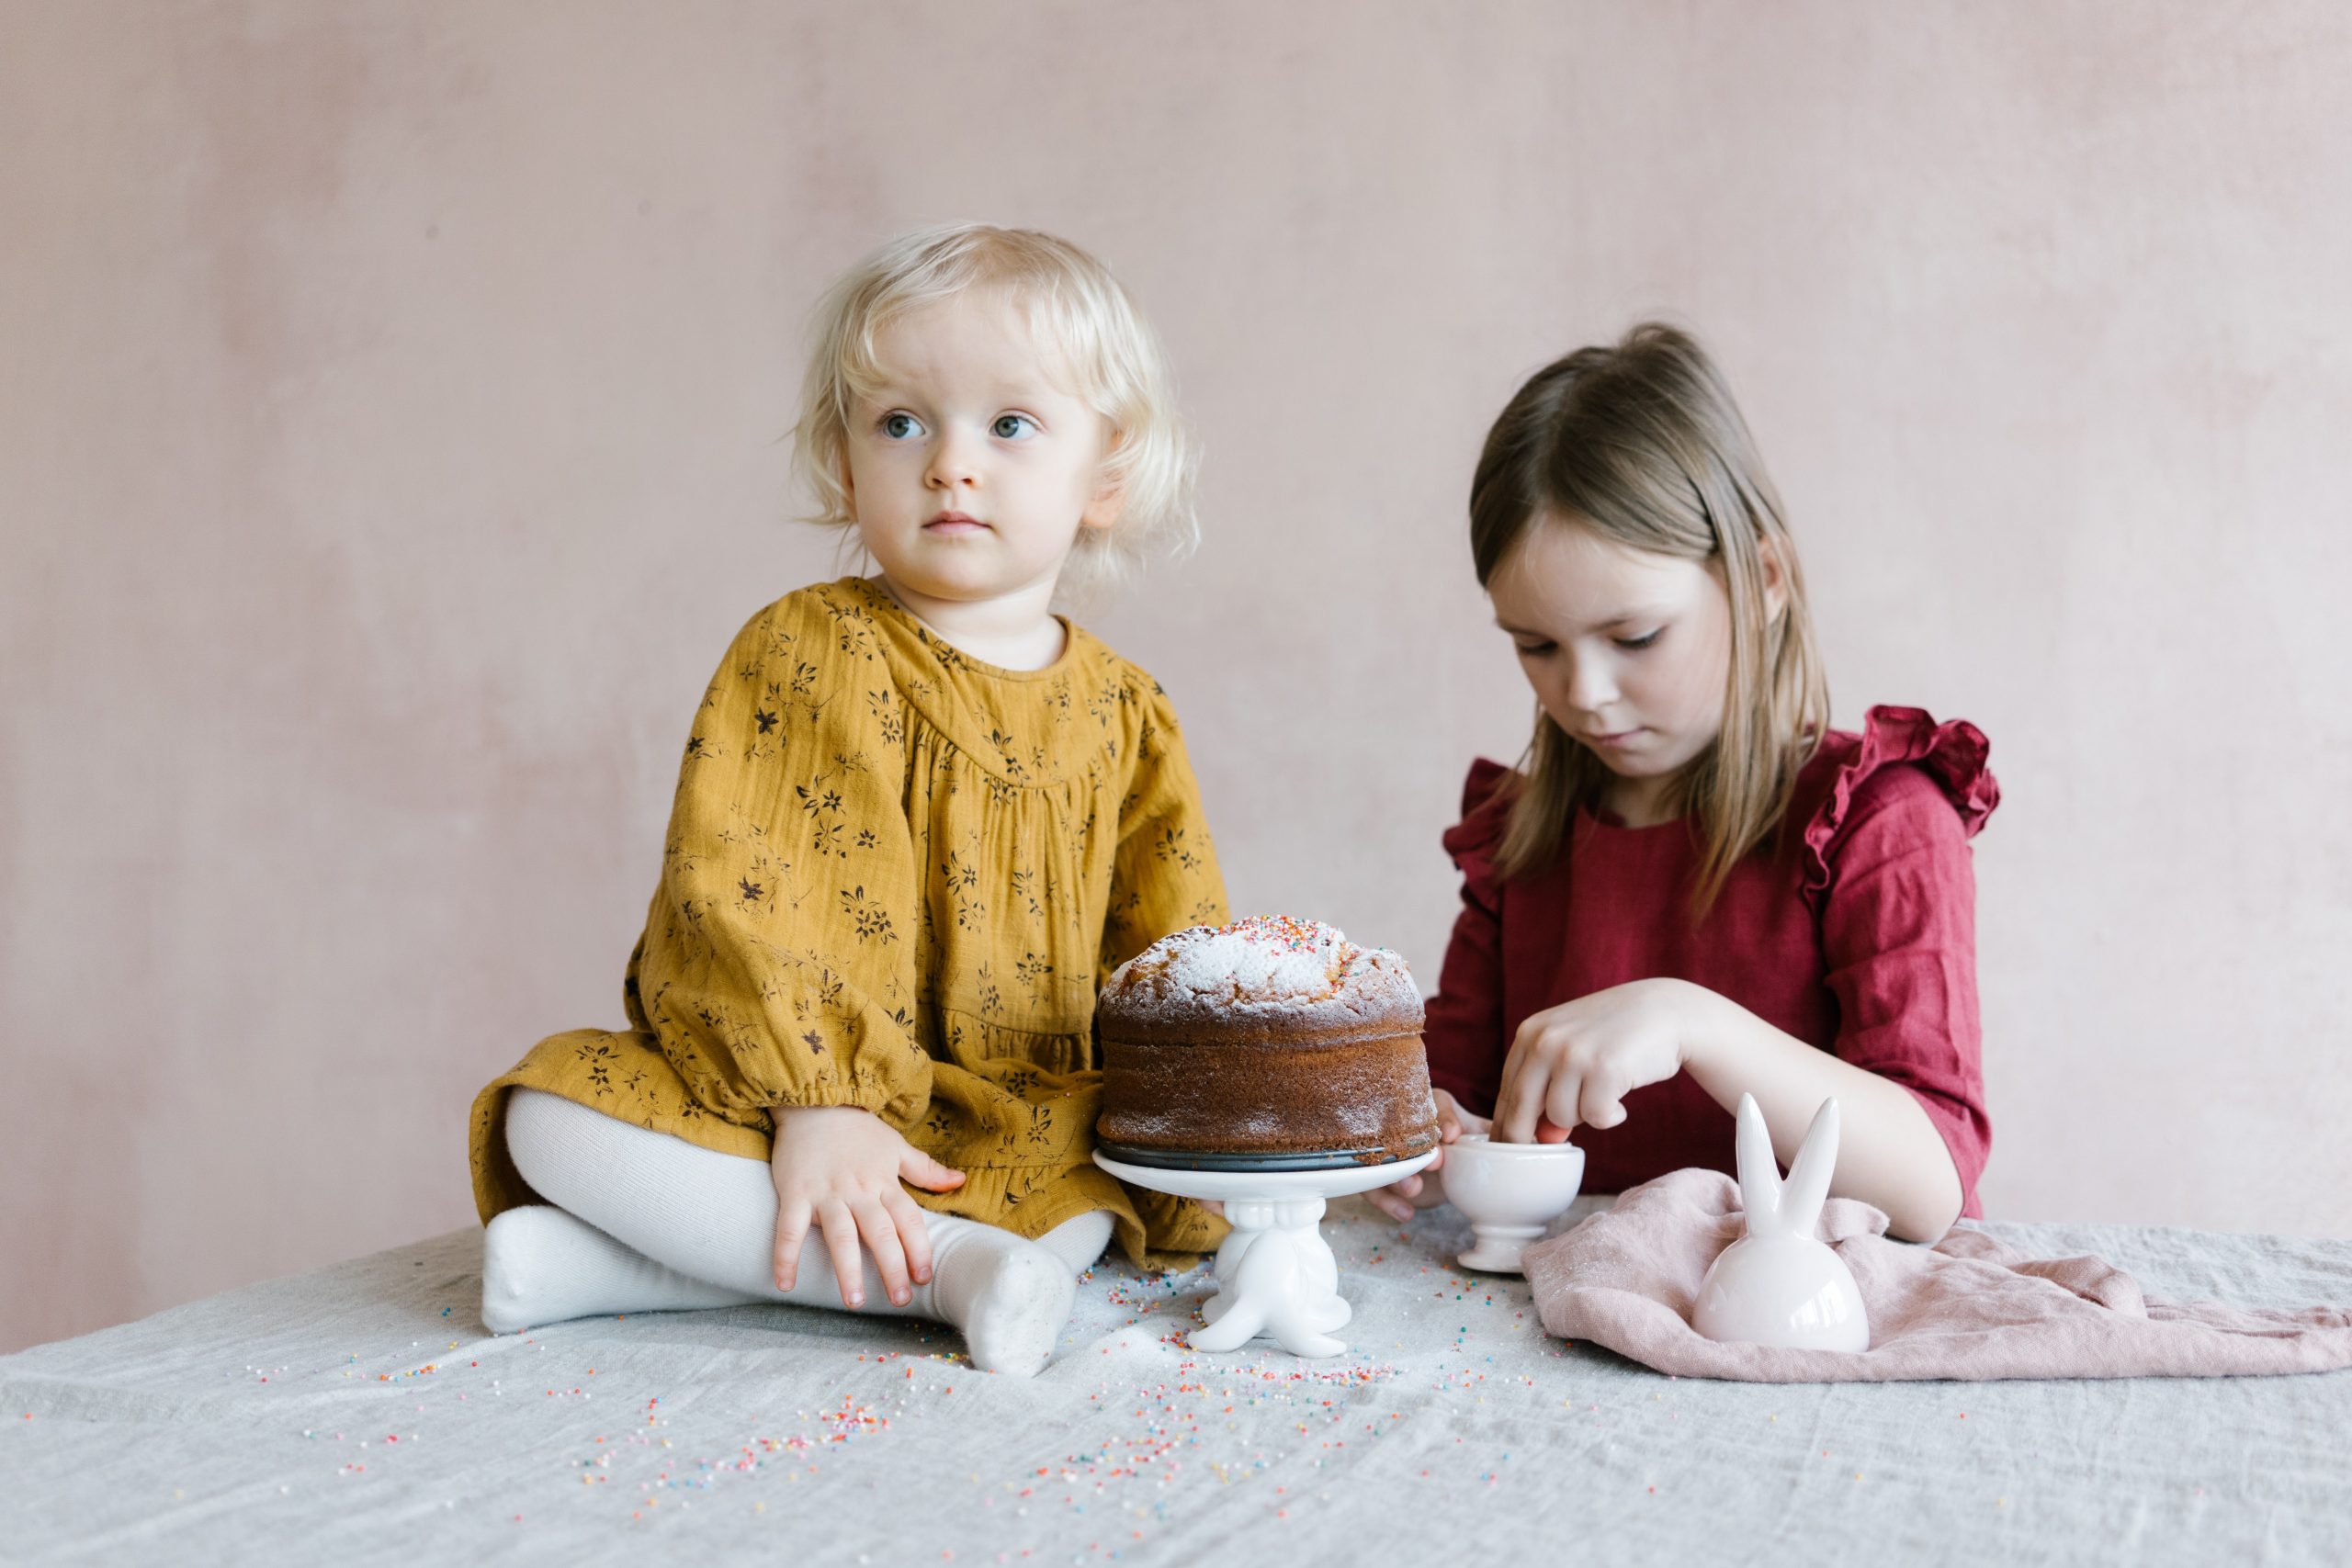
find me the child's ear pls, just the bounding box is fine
[1080,438,1125,533]
[1080,480,1125,533]
[1758,536,1790,625]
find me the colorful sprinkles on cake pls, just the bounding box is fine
[1220,914,1352,958]
[1102,914,1420,1020]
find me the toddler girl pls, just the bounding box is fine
[1372,323,1996,1242]
[469,223,1228,1374]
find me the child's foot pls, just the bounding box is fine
[481,1204,757,1333]
[926,1227,1080,1377]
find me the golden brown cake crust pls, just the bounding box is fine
[1095,917,1439,1161]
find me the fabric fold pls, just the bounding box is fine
[1525,1169,2352,1382]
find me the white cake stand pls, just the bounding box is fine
[1093,1148,1438,1359]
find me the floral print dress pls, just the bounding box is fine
[469,577,1230,1265]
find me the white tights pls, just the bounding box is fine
[481,1089,1113,1377]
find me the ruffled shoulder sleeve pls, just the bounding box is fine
[1797,705,1999,901]
[1441,756,1517,877]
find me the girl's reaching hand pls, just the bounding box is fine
[1364,1089,1487,1223]
[1440,1088,1492,1140]
[769,1106,967,1309]
[1492,978,1710,1144]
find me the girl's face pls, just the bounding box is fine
[1487,518,1746,818]
[841,292,1120,609]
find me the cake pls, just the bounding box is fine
[1094,916,1439,1167]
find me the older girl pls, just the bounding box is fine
[1374,323,1996,1242]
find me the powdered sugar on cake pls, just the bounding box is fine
[1095,914,1438,1159]
[1102,915,1422,1028]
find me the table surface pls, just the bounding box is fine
[6,1197,2350,1566]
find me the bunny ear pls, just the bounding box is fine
[1733,1093,1781,1227]
[1779,1097,1841,1236]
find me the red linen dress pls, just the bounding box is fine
[1422,706,1999,1216]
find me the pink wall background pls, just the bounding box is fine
[6,3,2350,1353]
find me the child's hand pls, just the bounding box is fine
[1365,1089,1487,1223]
[1492,978,1709,1144]
[769,1106,967,1309]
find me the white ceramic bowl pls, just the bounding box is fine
[1440,1134,1586,1274]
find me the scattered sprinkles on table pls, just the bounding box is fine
[20,1185,2080,1560]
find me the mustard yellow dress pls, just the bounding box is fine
[469,577,1231,1267]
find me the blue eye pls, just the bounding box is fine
[880,412,923,440]
[1614,628,1664,651]
[991,413,1037,439]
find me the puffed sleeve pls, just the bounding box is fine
[1422,758,1517,1117]
[1805,707,2000,1214]
[625,595,933,1134]
[1099,676,1229,986]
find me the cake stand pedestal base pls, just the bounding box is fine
[1092,1148,1438,1359]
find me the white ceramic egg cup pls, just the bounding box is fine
[1440,1134,1588,1274]
[1093,1148,1438,1359]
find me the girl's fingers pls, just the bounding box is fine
[1498,1055,1553,1144]
[851,1196,911,1307]
[1542,1066,1586,1141]
[1366,1187,1412,1223]
[1492,1047,1527,1139]
[817,1199,865,1309]
[1580,1066,1631,1131]
[773,1199,812,1292]
[899,1148,967,1193]
[883,1190,933,1286]
[1496,1022,1558,1143]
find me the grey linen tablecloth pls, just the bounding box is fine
[6,1198,2349,1566]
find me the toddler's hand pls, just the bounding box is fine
[1492,978,1706,1143]
[769,1105,967,1309]
[1365,1089,1487,1224]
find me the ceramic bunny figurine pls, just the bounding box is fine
[1690,1094,1870,1352]
[1192,1196,1350,1356]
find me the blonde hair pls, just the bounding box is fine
[1467,322,1830,917]
[791,222,1197,599]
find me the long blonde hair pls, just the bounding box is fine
[1467,322,1830,916]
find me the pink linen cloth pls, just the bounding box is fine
[1523,1168,2352,1382]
